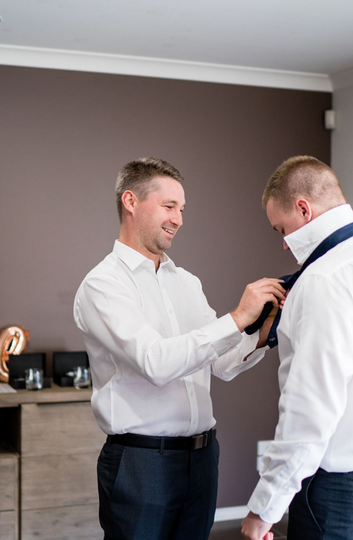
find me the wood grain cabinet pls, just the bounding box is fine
[0,385,106,540]
[0,450,19,540]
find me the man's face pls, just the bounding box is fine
[266,197,308,250]
[133,176,185,261]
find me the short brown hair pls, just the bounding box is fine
[115,157,184,221]
[262,155,345,210]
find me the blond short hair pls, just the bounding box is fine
[262,156,345,211]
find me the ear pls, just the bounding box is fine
[121,190,137,215]
[295,199,313,223]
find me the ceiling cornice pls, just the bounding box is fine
[0,44,333,93]
[330,66,353,91]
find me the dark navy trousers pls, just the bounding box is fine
[97,436,219,540]
[288,468,353,540]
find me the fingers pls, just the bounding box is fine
[247,278,286,301]
[264,533,274,540]
[231,278,286,332]
[247,278,286,309]
[240,513,273,540]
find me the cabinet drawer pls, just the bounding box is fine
[0,510,17,540]
[0,453,18,511]
[21,504,102,540]
[22,452,99,510]
[21,403,105,457]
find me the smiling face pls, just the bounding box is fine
[128,175,185,266]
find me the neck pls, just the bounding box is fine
[118,232,161,272]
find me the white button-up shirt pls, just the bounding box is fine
[74,241,264,436]
[248,204,353,524]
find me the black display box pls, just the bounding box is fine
[53,351,89,387]
[8,353,51,389]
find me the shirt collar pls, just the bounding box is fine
[284,204,353,265]
[112,240,177,272]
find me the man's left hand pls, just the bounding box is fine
[256,305,278,348]
[241,511,274,540]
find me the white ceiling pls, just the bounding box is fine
[1,0,353,91]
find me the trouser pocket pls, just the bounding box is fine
[305,473,324,534]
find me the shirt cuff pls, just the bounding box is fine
[202,313,243,356]
[241,331,263,358]
[247,479,292,524]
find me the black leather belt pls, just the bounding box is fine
[107,428,216,451]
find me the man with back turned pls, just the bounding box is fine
[242,156,353,540]
[74,156,285,540]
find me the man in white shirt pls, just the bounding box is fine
[241,156,353,540]
[74,157,285,540]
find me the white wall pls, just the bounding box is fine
[332,85,353,205]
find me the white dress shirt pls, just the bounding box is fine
[74,240,264,437]
[248,204,353,524]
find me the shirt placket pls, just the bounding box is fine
[157,271,199,436]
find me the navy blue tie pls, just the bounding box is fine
[245,222,353,348]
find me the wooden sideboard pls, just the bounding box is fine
[0,446,18,540]
[0,384,106,540]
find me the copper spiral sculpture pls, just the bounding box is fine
[0,325,29,383]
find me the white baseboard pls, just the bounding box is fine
[214,506,249,522]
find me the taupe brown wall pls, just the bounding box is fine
[332,86,353,204]
[0,65,331,507]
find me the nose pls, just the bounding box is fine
[171,209,183,227]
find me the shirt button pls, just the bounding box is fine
[169,309,173,314]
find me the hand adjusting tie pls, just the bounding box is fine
[244,220,353,348]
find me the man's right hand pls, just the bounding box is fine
[241,512,274,540]
[230,278,285,333]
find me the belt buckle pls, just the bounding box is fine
[191,431,209,450]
